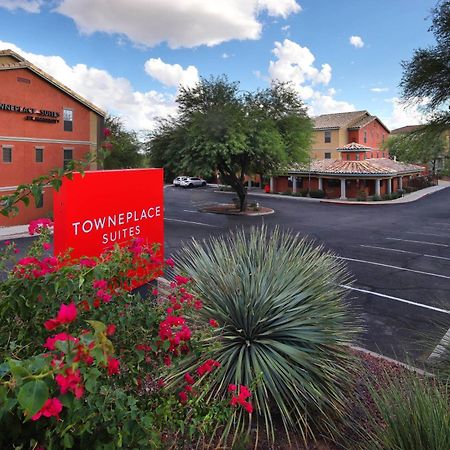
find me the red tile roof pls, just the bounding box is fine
[337,142,372,152]
[289,158,423,176]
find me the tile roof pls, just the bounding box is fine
[0,49,105,117]
[347,115,376,129]
[337,142,372,152]
[288,158,424,176]
[391,125,424,134]
[313,110,367,129]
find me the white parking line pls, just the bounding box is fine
[405,231,449,238]
[360,245,450,262]
[183,210,198,213]
[386,237,449,248]
[431,222,450,228]
[164,218,219,228]
[336,256,450,279]
[428,328,450,359]
[340,284,450,315]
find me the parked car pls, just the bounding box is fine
[179,177,207,188]
[173,176,188,187]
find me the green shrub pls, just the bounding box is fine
[309,189,325,198]
[372,195,382,201]
[175,226,360,445]
[356,190,367,201]
[382,193,392,200]
[300,188,309,197]
[363,373,450,450]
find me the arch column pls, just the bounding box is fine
[387,178,392,194]
[340,179,347,200]
[270,177,274,193]
[398,176,403,190]
[375,179,381,196]
[318,177,323,190]
[292,176,297,194]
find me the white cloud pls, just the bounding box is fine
[258,0,301,18]
[268,39,355,115]
[383,97,429,130]
[144,58,199,89]
[281,25,290,32]
[370,87,389,93]
[222,53,231,59]
[55,0,301,49]
[0,41,177,131]
[0,0,43,13]
[269,39,332,89]
[349,35,364,48]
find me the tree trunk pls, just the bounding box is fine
[219,166,247,212]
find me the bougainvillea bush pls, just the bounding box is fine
[0,220,250,449]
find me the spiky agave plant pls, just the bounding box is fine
[175,226,360,445]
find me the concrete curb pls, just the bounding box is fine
[214,181,450,206]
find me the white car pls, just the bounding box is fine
[179,177,207,188]
[173,176,188,187]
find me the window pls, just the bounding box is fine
[2,146,12,163]
[382,152,385,158]
[35,147,44,163]
[324,152,331,159]
[63,108,73,132]
[324,130,331,143]
[346,154,350,160]
[382,134,385,143]
[356,153,360,161]
[363,131,367,143]
[63,148,73,170]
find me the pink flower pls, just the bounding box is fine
[96,289,112,303]
[103,127,111,137]
[163,356,171,367]
[194,300,203,310]
[79,257,96,267]
[45,303,77,330]
[55,368,84,399]
[174,275,189,285]
[228,384,237,392]
[43,333,78,350]
[152,288,159,296]
[93,279,107,290]
[4,240,11,245]
[28,218,53,236]
[31,398,63,421]
[42,242,51,251]
[209,319,219,328]
[107,357,120,376]
[106,324,116,336]
[165,258,175,267]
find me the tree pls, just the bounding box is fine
[384,129,447,174]
[103,116,143,169]
[147,76,313,210]
[400,0,450,112]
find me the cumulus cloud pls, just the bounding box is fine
[269,39,332,90]
[267,39,354,115]
[55,0,301,49]
[144,58,199,89]
[349,35,364,48]
[383,97,429,130]
[0,0,43,13]
[370,87,389,93]
[0,41,176,131]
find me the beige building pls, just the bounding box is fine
[312,110,390,160]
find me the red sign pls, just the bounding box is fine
[54,169,164,283]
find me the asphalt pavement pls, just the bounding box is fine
[164,185,450,364]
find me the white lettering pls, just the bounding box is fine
[135,225,141,235]
[94,217,106,230]
[140,209,147,220]
[102,233,108,244]
[147,207,154,218]
[118,213,125,225]
[108,216,116,227]
[82,220,93,233]
[126,212,133,223]
[155,206,161,217]
[72,222,81,236]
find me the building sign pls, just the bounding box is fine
[54,169,164,284]
[0,102,60,123]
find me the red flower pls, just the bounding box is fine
[165,258,175,267]
[42,242,51,251]
[106,324,116,336]
[194,300,203,310]
[44,333,78,350]
[209,319,219,328]
[55,368,84,399]
[228,384,237,392]
[174,275,189,285]
[184,373,195,385]
[57,303,77,324]
[178,391,188,404]
[230,385,253,414]
[107,357,120,376]
[93,279,107,290]
[103,127,111,137]
[31,398,63,421]
[79,257,96,267]
[197,359,221,376]
[28,218,53,236]
[163,356,171,367]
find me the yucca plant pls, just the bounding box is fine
[175,226,360,445]
[363,372,450,450]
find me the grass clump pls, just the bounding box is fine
[175,225,360,446]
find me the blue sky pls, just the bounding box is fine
[0,0,438,131]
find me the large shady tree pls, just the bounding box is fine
[148,76,313,210]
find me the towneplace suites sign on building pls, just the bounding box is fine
[54,169,164,284]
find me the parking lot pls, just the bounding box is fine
[164,184,450,364]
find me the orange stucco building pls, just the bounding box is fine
[0,49,105,226]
